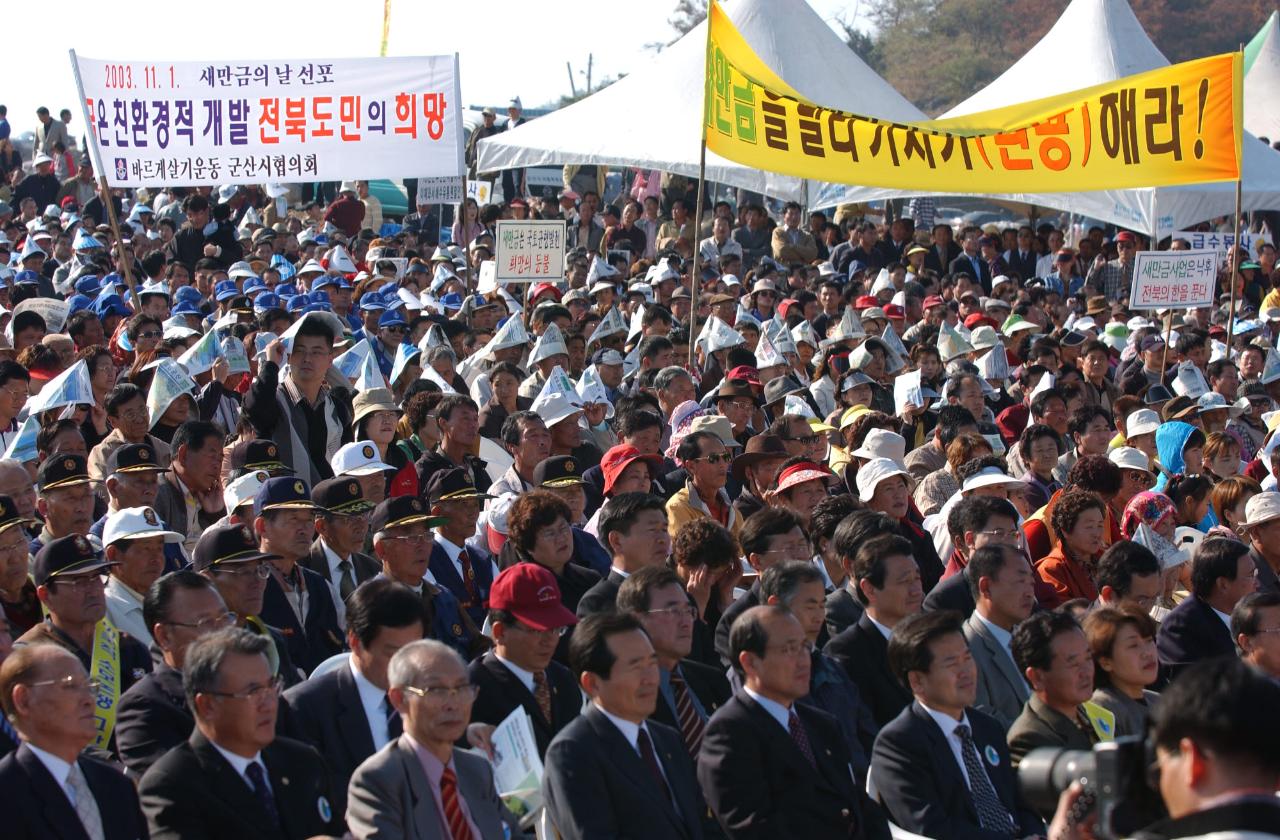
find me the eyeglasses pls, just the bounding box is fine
[510,622,569,637]
[0,386,28,401]
[383,326,407,334]
[786,434,819,446]
[137,330,163,340]
[166,611,237,632]
[401,683,479,702]
[977,528,1022,542]
[646,604,698,620]
[116,407,149,424]
[213,562,272,580]
[724,399,754,411]
[203,675,283,702]
[695,452,733,464]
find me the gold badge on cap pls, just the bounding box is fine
[139,448,150,460]
[294,480,305,495]
[348,481,359,495]
[362,444,375,458]
[63,458,75,470]
[74,535,90,553]
[267,444,277,457]
[143,508,159,526]
[411,499,423,511]
[565,460,576,473]
[241,525,255,543]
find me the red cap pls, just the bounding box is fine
[725,365,762,387]
[529,282,562,302]
[776,298,799,321]
[488,564,578,631]
[964,313,998,330]
[774,461,833,493]
[1115,231,1137,243]
[601,444,664,496]
[923,295,945,310]
[855,295,879,309]
[883,304,906,320]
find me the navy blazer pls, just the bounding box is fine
[427,539,495,627]
[825,612,914,728]
[543,705,705,840]
[260,564,345,676]
[0,743,148,840]
[468,652,582,759]
[116,663,194,778]
[1156,594,1236,681]
[697,690,891,840]
[872,701,1044,840]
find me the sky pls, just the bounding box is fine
[2,0,864,139]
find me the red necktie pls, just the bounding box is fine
[668,669,706,758]
[457,548,480,607]
[533,670,553,723]
[439,767,474,840]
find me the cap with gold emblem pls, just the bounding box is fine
[227,438,292,477]
[253,476,317,516]
[329,441,395,477]
[33,534,115,585]
[0,494,35,536]
[36,453,94,491]
[424,467,496,507]
[371,495,447,533]
[102,505,184,547]
[531,456,586,489]
[106,443,168,475]
[311,477,375,515]
[191,522,281,572]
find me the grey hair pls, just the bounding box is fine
[654,366,692,392]
[426,346,456,364]
[386,639,465,689]
[182,627,270,710]
[0,459,32,485]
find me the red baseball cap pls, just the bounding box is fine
[601,444,664,496]
[923,295,945,310]
[855,295,879,309]
[776,299,799,321]
[1115,231,1137,243]
[883,304,906,320]
[529,282,562,302]
[964,313,998,330]
[725,365,762,387]
[488,564,578,631]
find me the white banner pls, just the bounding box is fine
[1128,249,1218,311]
[1171,230,1265,258]
[495,220,566,282]
[416,176,463,205]
[70,51,464,187]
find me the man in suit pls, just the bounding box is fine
[924,223,962,275]
[949,230,992,293]
[348,638,517,839]
[469,563,582,758]
[0,644,148,839]
[823,509,901,639]
[426,467,499,628]
[1003,226,1039,281]
[153,420,227,558]
[872,611,1045,840]
[253,477,343,675]
[577,492,671,617]
[963,546,1035,730]
[139,627,340,840]
[1007,610,1101,766]
[825,533,922,727]
[1158,537,1257,680]
[543,612,707,840]
[117,570,236,777]
[303,476,379,631]
[282,577,425,825]
[698,605,891,839]
[619,566,731,760]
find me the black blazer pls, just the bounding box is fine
[714,581,762,668]
[139,730,340,840]
[923,570,977,616]
[651,659,732,733]
[260,564,345,676]
[280,662,386,823]
[872,701,1044,840]
[0,723,16,760]
[116,663,194,778]
[468,652,582,758]
[949,253,993,291]
[697,691,891,840]
[1156,594,1236,681]
[823,586,864,640]
[1004,250,1038,282]
[543,705,705,840]
[576,569,627,618]
[299,539,379,603]
[825,612,913,728]
[0,743,148,840]
[925,241,962,275]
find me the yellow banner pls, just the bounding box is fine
[704,1,1242,192]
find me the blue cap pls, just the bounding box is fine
[377,281,398,297]
[847,260,868,276]
[214,280,239,301]
[254,292,281,312]
[311,274,337,290]
[310,289,330,306]
[359,295,387,313]
[172,300,201,317]
[242,276,267,296]
[102,272,126,290]
[174,286,202,306]
[91,293,130,319]
[406,262,428,275]
[73,274,101,296]
[378,309,408,329]
[302,301,331,314]
[14,270,40,286]
[336,275,355,290]
[313,234,329,247]
[66,294,93,315]
[287,294,310,313]
[440,292,463,311]
[253,476,316,517]
[275,284,298,299]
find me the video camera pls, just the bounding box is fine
[1018,736,1167,839]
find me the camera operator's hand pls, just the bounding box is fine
[1046,782,1097,840]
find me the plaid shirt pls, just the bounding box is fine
[1087,258,1134,299]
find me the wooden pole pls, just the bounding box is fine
[1227,176,1243,347]
[687,2,714,373]
[96,175,140,308]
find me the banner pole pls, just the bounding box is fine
[1228,175,1243,347]
[687,3,714,373]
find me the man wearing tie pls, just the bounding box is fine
[138,627,340,839]
[425,468,499,628]
[303,477,380,630]
[543,612,707,840]
[870,611,1045,839]
[346,638,516,839]
[0,644,148,839]
[282,578,425,826]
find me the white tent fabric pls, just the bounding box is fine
[1245,12,1280,143]
[818,0,1280,237]
[476,0,925,204]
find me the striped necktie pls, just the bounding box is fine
[439,766,474,840]
[667,669,706,758]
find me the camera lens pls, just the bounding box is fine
[1018,748,1096,816]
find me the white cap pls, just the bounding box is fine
[532,389,584,428]
[32,153,53,166]
[1108,446,1151,473]
[330,441,395,477]
[227,261,256,280]
[855,457,909,503]
[849,428,906,466]
[224,470,270,512]
[968,325,1000,352]
[961,467,1024,494]
[1124,409,1161,438]
[689,415,738,448]
[1242,491,1280,529]
[103,506,183,546]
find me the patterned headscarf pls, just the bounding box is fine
[1121,490,1177,539]
[665,400,708,463]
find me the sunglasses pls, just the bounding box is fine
[696,452,733,465]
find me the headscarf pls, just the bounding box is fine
[1120,490,1177,539]
[665,399,708,463]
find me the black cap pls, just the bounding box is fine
[33,534,113,586]
[107,443,167,474]
[228,439,291,475]
[37,453,93,491]
[371,495,445,533]
[312,477,375,514]
[1144,384,1174,405]
[531,456,585,489]
[1060,329,1088,347]
[253,476,316,517]
[425,467,495,507]
[0,495,32,535]
[192,522,279,572]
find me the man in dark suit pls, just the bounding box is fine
[302,477,379,629]
[1003,227,1039,281]
[0,644,149,840]
[924,223,962,275]
[153,421,228,558]
[949,230,993,294]
[872,611,1044,839]
[282,578,425,825]
[425,467,498,628]
[824,533,922,727]
[139,627,341,840]
[698,605,891,839]
[577,492,671,617]
[1157,537,1256,680]
[469,563,582,758]
[1007,610,1102,767]
[117,570,236,777]
[253,477,344,675]
[543,612,707,840]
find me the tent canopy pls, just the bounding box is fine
[1245,12,1280,143]
[476,0,924,204]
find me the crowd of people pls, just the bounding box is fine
[0,101,1278,840]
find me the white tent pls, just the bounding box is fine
[817,0,1280,238]
[476,0,925,204]
[1245,11,1280,143]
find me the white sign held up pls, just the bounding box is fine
[1127,250,1218,311]
[495,220,566,283]
[416,176,463,205]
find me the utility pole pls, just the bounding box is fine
[566,62,578,98]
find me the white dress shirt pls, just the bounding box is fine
[1213,606,1233,630]
[594,702,669,789]
[350,658,393,751]
[867,614,894,641]
[104,576,152,646]
[742,686,792,731]
[433,534,500,584]
[318,538,349,629]
[495,652,537,695]
[209,740,273,796]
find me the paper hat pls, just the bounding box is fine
[529,323,570,365]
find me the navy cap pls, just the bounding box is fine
[532,456,585,489]
[425,467,495,507]
[14,270,41,286]
[73,274,101,296]
[254,292,281,312]
[359,294,388,313]
[312,477,375,514]
[253,476,316,517]
[312,274,337,290]
[371,495,445,533]
[37,454,93,491]
[227,439,291,476]
[33,534,112,586]
[192,522,279,572]
[107,443,167,474]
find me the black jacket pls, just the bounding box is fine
[825,612,913,728]
[260,565,345,676]
[823,585,864,640]
[713,580,762,668]
[468,651,581,759]
[1156,595,1236,682]
[1130,797,1280,840]
[0,743,148,840]
[576,569,627,618]
[167,220,244,271]
[116,662,193,778]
